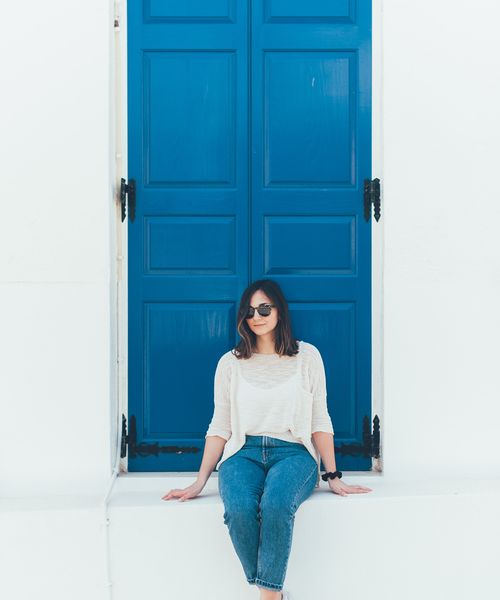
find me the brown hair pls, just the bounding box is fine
[233,279,299,359]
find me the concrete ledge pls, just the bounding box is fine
[107,474,500,600]
[2,476,499,600]
[111,471,500,502]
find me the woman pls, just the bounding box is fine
[163,279,372,600]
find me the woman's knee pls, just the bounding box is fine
[223,501,260,526]
[260,495,294,518]
[261,469,316,515]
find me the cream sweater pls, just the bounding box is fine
[205,340,334,487]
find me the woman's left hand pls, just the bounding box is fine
[328,478,373,496]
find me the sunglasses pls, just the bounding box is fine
[245,303,276,319]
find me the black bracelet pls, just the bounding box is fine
[321,470,343,482]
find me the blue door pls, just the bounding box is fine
[127,0,373,472]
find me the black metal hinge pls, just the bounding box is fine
[121,413,379,461]
[121,415,201,459]
[364,178,381,222]
[120,178,136,223]
[334,415,380,458]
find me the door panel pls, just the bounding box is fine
[251,1,372,470]
[145,51,237,186]
[127,0,248,471]
[263,51,355,186]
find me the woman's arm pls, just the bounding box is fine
[205,354,232,439]
[197,435,227,485]
[308,345,373,497]
[309,345,335,434]
[200,354,233,483]
[309,345,337,471]
[163,356,232,500]
[312,431,336,472]
[163,435,227,501]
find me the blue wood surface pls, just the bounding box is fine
[128,0,372,471]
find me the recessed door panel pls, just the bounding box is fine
[264,51,355,186]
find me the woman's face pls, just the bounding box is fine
[245,290,279,337]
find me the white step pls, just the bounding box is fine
[107,473,500,600]
[2,474,498,600]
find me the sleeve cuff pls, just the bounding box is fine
[205,430,231,441]
[311,425,334,435]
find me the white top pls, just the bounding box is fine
[205,340,335,487]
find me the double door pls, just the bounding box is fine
[127,0,372,471]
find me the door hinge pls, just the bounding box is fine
[121,414,201,459]
[121,413,379,460]
[334,414,380,458]
[113,1,121,29]
[363,178,381,222]
[120,178,136,223]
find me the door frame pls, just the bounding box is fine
[113,0,385,473]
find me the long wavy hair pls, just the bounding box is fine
[233,279,299,359]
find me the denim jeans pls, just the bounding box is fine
[217,435,318,592]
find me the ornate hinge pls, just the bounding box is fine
[364,178,381,222]
[121,415,200,459]
[334,415,380,458]
[119,178,136,223]
[121,413,380,461]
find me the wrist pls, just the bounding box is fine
[196,473,210,485]
[322,470,343,482]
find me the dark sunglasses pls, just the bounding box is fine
[245,303,276,319]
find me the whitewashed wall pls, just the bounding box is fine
[0,0,115,496]
[382,0,500,479]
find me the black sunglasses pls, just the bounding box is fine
[245,303,276,319]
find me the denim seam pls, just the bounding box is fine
[255,497,264,583]
[290,462,318,512]
[275,462,318,587]
[279,507,294,588]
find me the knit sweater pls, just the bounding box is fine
[205,340,335,487]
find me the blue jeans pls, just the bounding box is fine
[217,435,317,592]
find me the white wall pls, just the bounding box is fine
[0,0,115,496]
[382,0,500,479]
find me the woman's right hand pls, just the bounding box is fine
[161,479,206,502]
[162,435,226,501]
